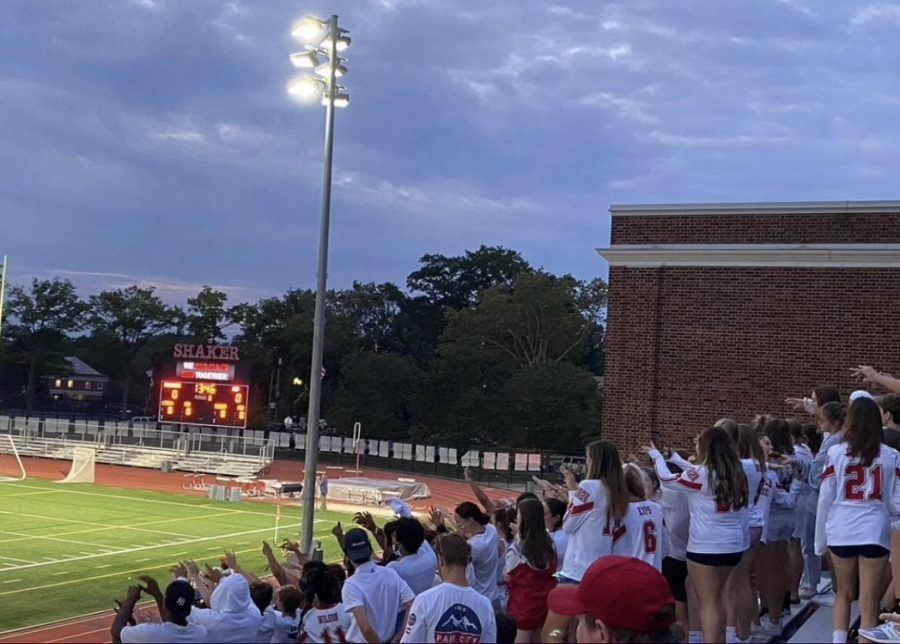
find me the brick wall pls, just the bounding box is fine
[611,212,900,245]
[603,265,900,454]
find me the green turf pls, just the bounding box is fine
[0,479,357,633]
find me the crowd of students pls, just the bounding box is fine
[110,364,900,643]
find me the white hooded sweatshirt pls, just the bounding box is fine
[189,573,262,643]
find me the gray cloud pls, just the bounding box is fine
[2,0,899,299]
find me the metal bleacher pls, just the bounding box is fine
[0,415,274,479]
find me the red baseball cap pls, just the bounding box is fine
[548,556,676,633]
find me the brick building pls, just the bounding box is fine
[598,201,900,453]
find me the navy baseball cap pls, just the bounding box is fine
[343,528,374,562]
[165,580,195,619]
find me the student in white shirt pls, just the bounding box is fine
[543,440,629,644]
[401,533,497,643]
[817,396,900,644]
[644,447,690,634]
[452,502,502,605]
[387,517,439,596]
[613,464,665,571]
[341,527,415,643]
[112,577,207,644]
[675,426,750,644]
[543,497,568,570]
[299,567,354,644]
[270,585,303,644]
[722,421,768,644]
[189,572,262,643]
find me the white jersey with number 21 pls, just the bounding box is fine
[815,442,900,556]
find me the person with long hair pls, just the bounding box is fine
[542,440,629,643]
[613,463,666,571]
[786,385,842,418]
[722,423,766,644]
[756,417,803,638]
[642,444,690,634]
[504,498,558,643]
[818,395,900,644]
[543,497,568,570]
[675,426,749,644]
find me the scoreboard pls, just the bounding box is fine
[157,380,249,428]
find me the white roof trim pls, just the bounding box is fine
[597,244,900,268]
[609,201,900,217]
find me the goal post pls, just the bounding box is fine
[0,434,26,482]
[56,447,96,484]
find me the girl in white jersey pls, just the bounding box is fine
[543,440,629,644]
[613,464,666,571]
[816,397,900,644]
[722,422,768,644]
[642,446,691,633]
[675,426,750,644]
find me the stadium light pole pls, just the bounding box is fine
[288,14,350,555]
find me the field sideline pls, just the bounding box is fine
[0,479,356,634]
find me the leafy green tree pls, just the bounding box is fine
[326,352,424,439]
[89,286,180,410]
[407,245,532,310]
[492,362,602,449]
[184,286,230,344]
[330,282,406,353]
[4,279,87,411]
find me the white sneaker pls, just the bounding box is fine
[758,620,783,638]
[813,589,836,607]
[859,621,900,643]
[799,585,818,600]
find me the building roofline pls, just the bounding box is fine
[597,243,900,268]
[609,200,900,217]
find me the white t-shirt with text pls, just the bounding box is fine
[400,582,497,644]
[299,604,354,643]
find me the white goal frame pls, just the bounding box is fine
[0,434,27,481]
[56,447,96,484]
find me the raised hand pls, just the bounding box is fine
[851,365,879,382]
[784,397,805,409]
[183,559,200,578]
[562,466,577,490]
[170,562,188,579]
[125,585,142,603]
[137,576,162,601]
[464,467,474,482]
[202,564,223,584]
[640,440,657,454]
[428,506,445,528]
[224,550,238,570]
[354,511,377,532]
[331,521,344,539]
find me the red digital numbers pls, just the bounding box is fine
[844,465,882,501]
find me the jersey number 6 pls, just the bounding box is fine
[643,521,657,553]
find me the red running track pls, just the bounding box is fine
[0,455,516,643]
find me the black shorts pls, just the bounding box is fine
[686,551,743,567]
[662,557,688,602]
[830,545,890,559]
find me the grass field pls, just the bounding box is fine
[0,479,356,634]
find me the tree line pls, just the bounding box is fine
[0,246,605,451]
